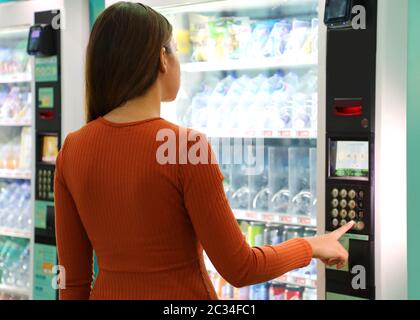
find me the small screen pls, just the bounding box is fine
[28,27,42,53]
[31,29,41,39]
[325,0,352,24]
[42,135,59,164]
[330,140,369,178]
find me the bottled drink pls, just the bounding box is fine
[282,226,303,241]
[285,285,303,300]
[269,283,286,300]
[250,283,268,300]
[248,222,265,247]
[302,288,317,300]
[238,286,250,300]
[264,224,283,245]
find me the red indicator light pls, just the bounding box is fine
[40,111,55,120]
[334,105,363,117]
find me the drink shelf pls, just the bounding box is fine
[0,228,31,239]
[273,274,317,289]
[0,119,31,127]
[233,209,316,228]
[0,284,30,297]
[0,169,31,180]
[194,128,317,139]
[181,57,317,73]
[0,73,32,84]
[161,0,317,15]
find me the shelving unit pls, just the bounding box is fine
[157,0,320,301]
[233,209,316,228]
[0,169,31,180]
[0,228,31,240]
[0,284,30,298]
[0,120,31,127]
[273,274,317,289]
[194,127,317,139]
[181,58,317,73]
[0,73,32,84]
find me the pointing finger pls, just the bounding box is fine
[332,221,355,240]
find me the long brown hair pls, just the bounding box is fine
[85,2,173,122]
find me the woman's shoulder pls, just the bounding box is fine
[155,119,207,139]
[61,117,211,156]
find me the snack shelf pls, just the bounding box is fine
[0,284,30,297]
[0,169,31,180]
[194,128,317,139]
[0,119,31,127]
[0,228,31,239]
[0,73,32,84]
[182,58,317,73]
[273,273,317,289]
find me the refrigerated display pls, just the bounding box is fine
[156,0,320,300]
[0,26,33,300]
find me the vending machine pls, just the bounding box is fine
[29,1,90,300]
[0,0,89,300]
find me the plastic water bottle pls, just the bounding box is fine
[207,75,235,129]
[218,75,251,128]
[263,19,292,57]
[231,74,267,129]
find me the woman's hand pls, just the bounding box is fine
[305,221,355,269]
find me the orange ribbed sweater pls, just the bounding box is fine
[54,117,313,300]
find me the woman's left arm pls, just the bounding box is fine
[54,143,93,300]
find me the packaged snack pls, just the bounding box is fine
[226,16,253,60]
[189,14,212,62]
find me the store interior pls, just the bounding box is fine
[0,0,418,300]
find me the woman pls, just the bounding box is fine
[55,2,353,300]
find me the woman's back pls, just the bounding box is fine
[56,117,219,299]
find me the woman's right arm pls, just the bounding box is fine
[180,135,352,288]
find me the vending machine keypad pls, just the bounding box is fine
[329,187,368,233]
[37,168,55,201]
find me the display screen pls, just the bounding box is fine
[28,27,42,53]
[330,140,369,178]
[324,0,352,24]
[41,135,59,164]
[31,29,41,39]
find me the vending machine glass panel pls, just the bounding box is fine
[156,0,320,300]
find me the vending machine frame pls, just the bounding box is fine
[319,0,407,300]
